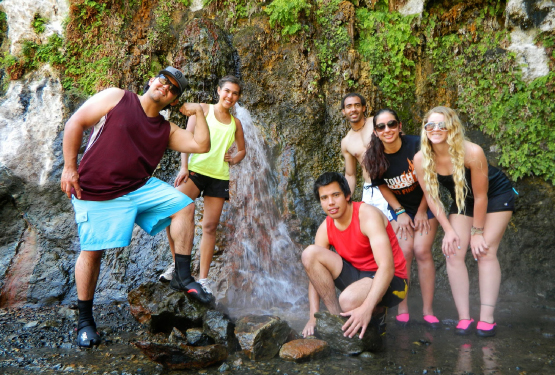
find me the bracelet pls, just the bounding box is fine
[394,206,405,214]
[471,226,484,236]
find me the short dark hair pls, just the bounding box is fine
[218,75,242,95]
[341,93,366,109]
[313,172,351,202]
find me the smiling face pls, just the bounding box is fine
[217,82,241,110]
[374,111,401,145]
[425,112,448,145]
[148,75,180,105]
[318,182,351,220]
[342,96,365,124]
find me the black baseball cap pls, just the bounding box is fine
[158,66,188,96]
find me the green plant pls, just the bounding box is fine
[32,14,48,34]
[314,0,351,76]
[265,0,311,36]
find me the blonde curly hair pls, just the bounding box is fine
[420,106,469,214]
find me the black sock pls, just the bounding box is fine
[77,299,95,330]
[174,254,192,282]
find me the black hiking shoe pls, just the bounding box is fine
[76,324,101,348]
[170,275,214,304]
[371,308,388,336]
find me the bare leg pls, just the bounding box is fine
[338,277,373,312]
[301,245,343,314]
[75,250,104,300]
[413,218,439,316]
[166,179,200,259]
[392,220,414,316]
[169,204,195,255]
[478,211,512,323]
[446,214,473,320]
[198,196,225,279]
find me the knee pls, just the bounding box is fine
[77,250,103,267]
[338,292,358,312]
[301,245,320,270]
[413,246,433,262]
[202,220,218,235]
[173,203,195,221]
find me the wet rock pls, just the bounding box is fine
[315,312,383,354]
[134,341,227,370]
[187,328,215,346]
[23,321,38,329]
[128,282,209,333]
[279,339,329,362]
[286,328,302,342]
[203,310,237,351]
[234,315,291,360]
[168,327,187,344]
[218,362,230,372]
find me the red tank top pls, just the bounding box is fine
[326,202,407,279]
[74,90,171,201]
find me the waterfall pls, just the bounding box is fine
[222,104,307,316]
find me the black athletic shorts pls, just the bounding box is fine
[334,259,408,308]
[448,190,516,217]
[189,171,230,200]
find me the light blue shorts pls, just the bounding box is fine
[72,177,193,251]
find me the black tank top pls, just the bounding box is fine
[437,164,512,202]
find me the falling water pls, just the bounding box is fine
[222,104,307,316]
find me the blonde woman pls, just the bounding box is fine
[413,106,516,337]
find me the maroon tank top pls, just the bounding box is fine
[74,90,171,201]
[326,202,407,279]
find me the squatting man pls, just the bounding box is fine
[61,66,214,348]
[302,172,408,339]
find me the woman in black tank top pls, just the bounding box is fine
[362,108,440,329]
[413,106,515,337]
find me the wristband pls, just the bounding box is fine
[471,226,484,236]
[395,208,406,216]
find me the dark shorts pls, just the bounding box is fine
[449,190,516,217]
[389,207,435,222]
[189,171,230,200]
[334,259,408,308]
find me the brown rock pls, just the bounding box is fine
[134,341,227,370]
[279,339,329,362]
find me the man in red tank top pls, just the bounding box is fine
[60,67,213,348]
[302,172,408,340]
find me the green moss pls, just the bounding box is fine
[32,14,49,34]
[265,0,311,36]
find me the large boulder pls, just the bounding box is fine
[234,315,291,360]
[203,310,237,351]
[127,282,209,333]
[134,341,227,370]
[315,311,383,354]
[279,338,330,362]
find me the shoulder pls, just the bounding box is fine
[90,87,126,106]
[358,202,385,225]
[464,141,486,161]
[234,116,242,128]
[413,150,423,163]
[200,103,210,115]
[404,134,421,145]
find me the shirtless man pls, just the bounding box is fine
[340,93,392,220]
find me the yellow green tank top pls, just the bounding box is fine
[188,104,236,180]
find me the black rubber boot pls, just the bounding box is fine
[170,273,214,304]
[76,324,101,348]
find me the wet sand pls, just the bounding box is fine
[1,290,554,374]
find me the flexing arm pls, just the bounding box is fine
[341,138,358,194]
[224,117,246,165]
[341,205,394,338]
[414,151,458,256]
[61,88,125,199]
[466,143,489,259]
[168,103,210,154]
[302,221,330,338]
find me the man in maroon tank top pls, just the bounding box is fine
[301,172,408,340]
[60,67,213,348]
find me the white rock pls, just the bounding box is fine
[399,0,426,17]
[0,0,69,55]
[0,66,65,185]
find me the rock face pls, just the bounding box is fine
[234,315,291,360]
[134,341,227,370]
[127,282,209,333]
[279,338,329,362]
[315,312,383,354]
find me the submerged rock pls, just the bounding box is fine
[134,341,227,370]
[315,311,383,354]
[279,338,329,362]
[127,282,209,333]
[234,315,291,360]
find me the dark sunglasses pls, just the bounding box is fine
[424,121,448,132]
[375,120,399,131]
[157,74,181,95]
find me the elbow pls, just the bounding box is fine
[200,141,211,153]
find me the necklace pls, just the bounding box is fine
[351,120,365,132]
